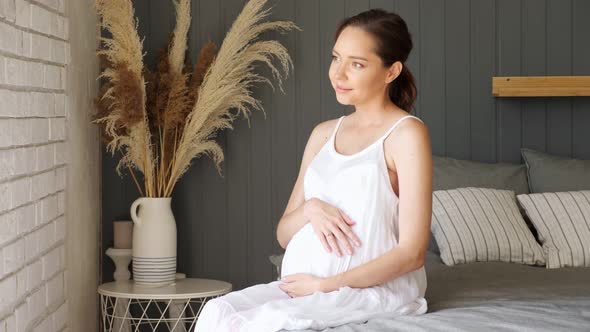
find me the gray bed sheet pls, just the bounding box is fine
[289,251,590,331]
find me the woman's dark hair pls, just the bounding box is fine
[334,9,417,113]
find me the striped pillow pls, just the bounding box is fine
[516,191,590,268]
[432,187,545,266]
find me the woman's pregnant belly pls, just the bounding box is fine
[280,223,390,279]
[281,223,349,279]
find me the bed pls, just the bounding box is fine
[289,250,590,331]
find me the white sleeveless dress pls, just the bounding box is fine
[194,114,428,332]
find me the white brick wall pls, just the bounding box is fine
[0,0,69,330]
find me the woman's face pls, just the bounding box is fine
[329,26,397,106]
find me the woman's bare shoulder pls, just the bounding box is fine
[383,116,430,167]
[386,115,428,144]
[308,117,341,148]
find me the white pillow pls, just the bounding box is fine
[432,187,545,266]
[516,191,590,268]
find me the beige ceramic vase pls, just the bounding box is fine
[130,197,177,286]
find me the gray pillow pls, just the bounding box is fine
[430,155,530,254]
[433,155,530,194]
[521,148,590,193]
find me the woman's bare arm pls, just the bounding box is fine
[320,119,433,291]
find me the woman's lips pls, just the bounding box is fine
[336,85,352,93]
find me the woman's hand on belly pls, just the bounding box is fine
[305,198,362,257]
[279,273,325,298]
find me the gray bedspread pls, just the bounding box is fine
[290,251,590,331]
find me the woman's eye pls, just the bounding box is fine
[331,56,363,68]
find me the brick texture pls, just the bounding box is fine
[0,0,69,330]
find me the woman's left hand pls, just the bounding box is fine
[279,273,325,298]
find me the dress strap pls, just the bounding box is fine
[378,115,423,142]
[331,114,423,144]
[330,116,346,140]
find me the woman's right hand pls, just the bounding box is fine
[303,198,362,257]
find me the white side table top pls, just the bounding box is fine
[98,278,232,300]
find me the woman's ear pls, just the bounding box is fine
[386,61,402,83]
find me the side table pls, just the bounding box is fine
[98,278,232,332]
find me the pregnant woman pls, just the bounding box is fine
[194,8,433,332]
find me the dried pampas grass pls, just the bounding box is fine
[93,0,300,197]
[93,0,154,196]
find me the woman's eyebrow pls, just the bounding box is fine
[332,50,368,61]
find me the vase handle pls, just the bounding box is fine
[130,198,144,227]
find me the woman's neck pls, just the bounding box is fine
[350,99,402,127]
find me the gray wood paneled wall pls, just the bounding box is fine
[101,0,590,290]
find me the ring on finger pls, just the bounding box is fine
[325,233,343,256]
